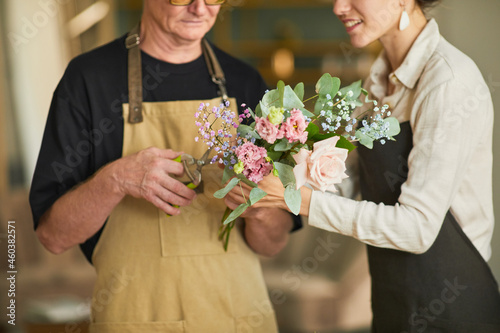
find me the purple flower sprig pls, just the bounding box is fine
[194,101,239,164]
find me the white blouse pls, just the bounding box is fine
[309,19,495,261]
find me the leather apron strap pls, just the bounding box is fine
[202,39,229,103]
[125,24,143,124]
[125,23,228,124]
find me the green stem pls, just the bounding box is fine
[239,182,248,205]
[218,207,235,251]
[302,94,319,104]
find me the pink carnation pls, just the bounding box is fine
[235,142,273,183]
[277,108,309,144]
[292,136,348,193]
[242,162,273,183]
[255,116,279,144]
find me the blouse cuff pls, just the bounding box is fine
[308,190,358,237]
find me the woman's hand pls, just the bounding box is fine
[224,174,287,213]
[222,176,292,257]
[224,174,312,217]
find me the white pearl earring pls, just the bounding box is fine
[399,3,410,31]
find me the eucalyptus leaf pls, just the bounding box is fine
[223,202,250,225]
[262,88,280,106]
[236,173,258,187]
[278,80,285,106]
[214,177,240,199]
[284,185,302,215]
[315,73,333,95]
[222,165,236,184]
[274,139,295,152]
[339,80,362,100]
[266,150,283,161]
[336,135,357,152]
[283,85,305,111]
[285,153,297,165]
[361,88,376,104]
[246,107,256,120]
[314,96,328,114]
[351,100,364,107]
[259,100,270,119]
[299,107,315,118]
[384,117,401,137]
[310,131,337,141]
[249,187,267,205]
[238,124,260,140]
[355,130,374,149]
[274,162,296,187]
[254,103,262,118]
[294,82,305,101]
[330,77,341,98]
[315,74,341,99]
[261,89,281,118]
[306,123,319,140]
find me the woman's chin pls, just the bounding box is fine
[349,37,371,49]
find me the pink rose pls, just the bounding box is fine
[235,142,272,183]
[277,108,309,144]
[255,116,279,144]
[292,136,348,192]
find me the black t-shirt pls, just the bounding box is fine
[30,35,301,262]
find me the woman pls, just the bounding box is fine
[226,0,500,331]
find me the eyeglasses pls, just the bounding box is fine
[170,0,225,5]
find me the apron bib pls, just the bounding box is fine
[358,121,500,332]
[88,25,278,333]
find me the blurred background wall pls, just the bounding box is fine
[0,0,499,332]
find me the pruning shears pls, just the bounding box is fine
[166,149,212,217]
[174,148,212,192]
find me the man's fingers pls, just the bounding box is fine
[151,196,182,216]
[159,177,197,203]
[158,148,184,160]
[166,159,185,177]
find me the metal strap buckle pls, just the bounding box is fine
[125,34,140,49]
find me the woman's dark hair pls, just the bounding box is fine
[417,0,441,10]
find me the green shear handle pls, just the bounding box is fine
[167,148,212,215]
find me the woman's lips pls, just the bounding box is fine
[343,19,363,32]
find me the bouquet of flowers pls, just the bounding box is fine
[194,74,400,250]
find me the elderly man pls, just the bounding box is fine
[29,0,299,331]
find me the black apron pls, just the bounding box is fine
[357,121,500,332]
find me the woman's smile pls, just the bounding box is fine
[342,19,363,32]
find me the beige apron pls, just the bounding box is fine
[88,27,278,333]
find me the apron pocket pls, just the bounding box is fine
[90,321,185,333]
[158,208,238,256]
[158,167,238,257]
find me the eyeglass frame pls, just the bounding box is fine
[169,0,226,6]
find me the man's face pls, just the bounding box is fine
[144,0,221,43]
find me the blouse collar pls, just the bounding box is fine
[368,18,441,99]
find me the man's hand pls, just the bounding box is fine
[36,147,196,254]
[110,147,197,215]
